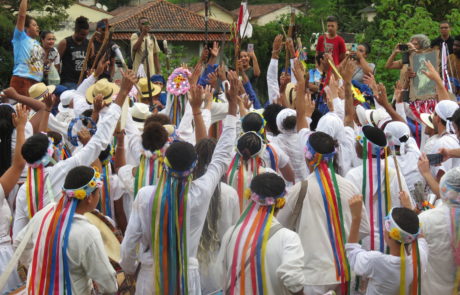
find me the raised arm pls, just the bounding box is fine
[422,60,450,101]
[384,44,403,70]
[249,50,260,77]
[16,0,27,31]
[292,59,308,130]
[0,104,28,195]
[189,84,207,143]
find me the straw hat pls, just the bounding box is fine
[28,83,56,101]
[285,82,296,108]
[85,78,120,105]
[420,113,434,129]
[130,102,151,130]
[137,77,161,99]
[84,212,121,263]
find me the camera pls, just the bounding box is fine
[398,44,409,51]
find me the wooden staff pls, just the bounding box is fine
[285,7,295,73]
[390,147,404,192]
[78,33,97,84]
[144,39,154,105]
[91,19,111,72]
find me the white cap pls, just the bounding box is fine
[130,102,151,131]
[276,108,296,134]
[435,100,459,122]
[60,90,76,107]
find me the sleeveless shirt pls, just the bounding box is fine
[60,36,88,84]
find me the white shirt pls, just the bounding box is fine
[0,184,11,244]
[14,204,118,295]
[346,160,413,251]
[13,104,121,238]
[419,204,456,295]
[346,239,428,295]
[272,132,308,182]
[120,114,236,273]
[277,172,370,285]
[425,133,460,177]
[218,218,306,294]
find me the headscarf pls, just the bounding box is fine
[435,100,459,134]
[384,121,411,155]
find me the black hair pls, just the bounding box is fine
[98,144,112,162]
[75,16,89,32]
[145,113,171,126]
[250,172,285,198]
[165,141,197,171]
[241,112,264,133]
[263,104,285,136]
[440,20,451,26]
[195,138,222,266]
[452,108,460,130]
[81,109,93,127]
[326,16,338,23]
[391,207,420,235]
[25,15,36,28]
[142,122,168,152]
[0,106,15,176]
[281,115,296,131]
[315,52,325,65]
[455,35,460,42]
[309,131,335,154]
[360,42,371,54]
[47,131,62,146]
[63,166,95,190]
[40,31,53,40]
[362,125,387,147]
[237,132,263,161]
[21,133,49,164]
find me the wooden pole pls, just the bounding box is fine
[144,39,154,106]
[285,7,295,73]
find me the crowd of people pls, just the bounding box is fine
[2,0,460,294]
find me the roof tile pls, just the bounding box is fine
[232,3,304,19]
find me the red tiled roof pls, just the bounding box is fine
[232,3,304,19]
[110,5,135,16]
[108,0,230,34]
[112,32,229,41]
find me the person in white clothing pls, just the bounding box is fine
[277,131,370,295]
[0,104,27,294]
[120,76,239,295]
[272,108,308,182]
[346,125,413,252]
[194,138,240,294]
[346,195,428,295]
[383,121,424,196]
[218,172,306,295]
[14,166,118,294]
[418,167,460,295]
[13,70,137,238]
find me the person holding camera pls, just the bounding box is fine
[351,43,375,83]
[385,34,431,70]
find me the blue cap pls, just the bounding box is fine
[97,20,106,29]
[53,85,68,97]
[150,74,166,85]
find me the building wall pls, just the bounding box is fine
[254,6,304,26]
[194,6,234,24]
[30,4,113,42]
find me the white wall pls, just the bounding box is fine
[255,6,304,26]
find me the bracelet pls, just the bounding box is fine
[193,111,202,116]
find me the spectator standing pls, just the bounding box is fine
[130,17,161,76]
[431,21,454,53]
[40,31,60,86]
[57,16,90,89]
[10,0,44,96]
[316,16,346,65]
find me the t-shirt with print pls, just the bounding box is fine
[316,34,346,66]
[12,28,44,82]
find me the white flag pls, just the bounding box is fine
[237,2,252,39]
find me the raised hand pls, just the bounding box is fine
[12,104,29,128]
[292,59,306,84]
[77,128,92,146]
[272,34,283,58]
[203,84,214,110]
[189,84,204,111]
[210,41,220,57]
[42,93,56,112]
[348,194,363,220]
[422,60,442,82]
[304,91,315,117]
[93,94,105,113]
[95,54,110,78]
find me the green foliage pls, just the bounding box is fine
[0,12,14,89]
[158,44,199,78]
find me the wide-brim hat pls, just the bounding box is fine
[365,108,391,129]
[84,212,121,263]
[420,113,434,129]
[285,82,296,108]
[130,102,151,130]
[137,77,161,98]
[85,78,120,105]
[28,83,56,101]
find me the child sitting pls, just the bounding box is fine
[346,195,428,294]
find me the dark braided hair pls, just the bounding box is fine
[194,138,222,268]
